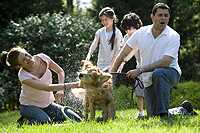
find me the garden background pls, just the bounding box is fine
[0,0,199,130]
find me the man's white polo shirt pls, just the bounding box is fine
[126,25,181,87]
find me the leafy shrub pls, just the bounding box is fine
[171,81,200,109]
[114,81,200,110]
[179,39,200,81]
[0,70,20,111]
[0,87,4,111]
[0,13,100,81]
[113,85,137,110]
[0,13,100,111]
[0,0,66,27]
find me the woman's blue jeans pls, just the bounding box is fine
[20,102,82,124]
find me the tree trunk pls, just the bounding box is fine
[67,0,73,14]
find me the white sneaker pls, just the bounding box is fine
[137,112,145,119]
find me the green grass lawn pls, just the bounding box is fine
[0,109,199,133]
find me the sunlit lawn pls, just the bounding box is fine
[0,109,199,133]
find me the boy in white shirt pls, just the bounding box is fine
[119,12,145,118]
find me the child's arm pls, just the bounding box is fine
[110,30,123,71]
[86,32,100,61]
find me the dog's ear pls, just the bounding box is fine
[99,73,112,83]
[81,60,87,65]
[81,60,94,70]
[81,60,93,66]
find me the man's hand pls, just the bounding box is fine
[54,90,64,104]
[126,68,143,79]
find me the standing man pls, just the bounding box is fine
[111,3,181,117]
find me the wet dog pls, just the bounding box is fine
[79,60,115,121]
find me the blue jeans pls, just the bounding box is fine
[144,67,180,117]
[20,102,82,124]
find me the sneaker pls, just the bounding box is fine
[136,112,145,119]
[180,100,193,113]
[180,100,198,115]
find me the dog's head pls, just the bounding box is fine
[80,60,94,71]
[79,60,112,87]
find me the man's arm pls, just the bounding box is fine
[111,45,134,72]
[126,55,173,79]
[141,55,173,72]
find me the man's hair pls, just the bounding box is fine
[152,3,170,15]
[121,12,143,31]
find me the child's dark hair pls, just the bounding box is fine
[121,12,143,31]
[99,7,117,50]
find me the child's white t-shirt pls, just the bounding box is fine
[87,27,123,71]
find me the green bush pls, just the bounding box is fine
[0,13,100,80]
[0,0,66,27]
[0,13,100,111]
[171,81,200,109]
[0,70,20,111]
[114,81,200,110]
[113,85,137,110]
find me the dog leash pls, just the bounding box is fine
[110,72,144,101]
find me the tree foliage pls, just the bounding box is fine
[89,0,154,26]
[172,0,200,81]
[0,0,66,27]
[0,13,100,80]
[0,13,100,110]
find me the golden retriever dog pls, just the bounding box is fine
[79,60,115,121]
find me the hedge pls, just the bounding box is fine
[171,81,200,109]
[0,13,100,111]
[114,81,200,110]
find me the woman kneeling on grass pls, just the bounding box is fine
[5,46,82,125]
